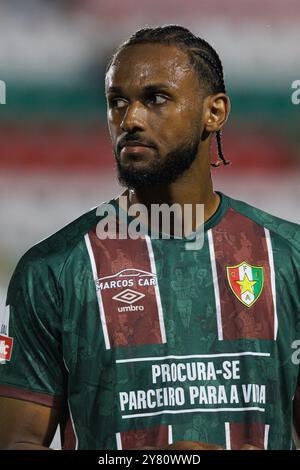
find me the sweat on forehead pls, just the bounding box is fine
[106,44,193,88]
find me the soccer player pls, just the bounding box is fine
[0,25,299,450]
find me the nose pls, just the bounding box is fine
[120,101,146,133]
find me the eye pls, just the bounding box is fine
[151,94,167,105]
[111,98,127,109]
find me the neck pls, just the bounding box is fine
[118,149,220,234]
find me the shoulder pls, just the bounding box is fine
[25,205,99,262]
[225,193,300,252]
[7,205,101,297]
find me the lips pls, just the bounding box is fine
[120,141,153,149]
[121,145,155,157]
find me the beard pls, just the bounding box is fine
[114,135,201,190]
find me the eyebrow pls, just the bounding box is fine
[106,83,175,94]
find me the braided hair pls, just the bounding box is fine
[106,25,230,167]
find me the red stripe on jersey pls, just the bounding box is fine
[0,384,63,408]
[211,208,275,340]
[62,415,77,450]
[228,422,266,450]
[88,228,165,348]
[119,425,169,450]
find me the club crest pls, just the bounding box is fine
[226,261,264,308]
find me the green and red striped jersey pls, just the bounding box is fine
[0,192,300,449]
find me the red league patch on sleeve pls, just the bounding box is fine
[0,335,13,361]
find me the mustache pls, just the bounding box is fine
[117,134,157,152]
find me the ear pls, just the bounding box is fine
[203,93,230,133]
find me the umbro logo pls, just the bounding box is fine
[112,289,145,305]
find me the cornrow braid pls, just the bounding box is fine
[107,25,230,167]
[213,130,231,167]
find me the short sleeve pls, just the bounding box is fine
[0,250,67,408]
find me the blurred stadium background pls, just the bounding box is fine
[0,0,299,448]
